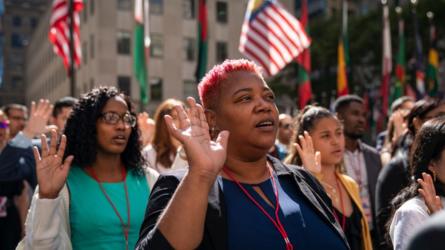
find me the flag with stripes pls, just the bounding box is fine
[49,0,83,73]
[239,0,310,77]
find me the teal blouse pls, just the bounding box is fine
[67,166,150,250]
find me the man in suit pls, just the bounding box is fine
[334,95,382,245]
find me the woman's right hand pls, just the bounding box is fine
[33,130,74,199]
[294,131,321,174]
[165,97,229,183]
[418,172,443,214]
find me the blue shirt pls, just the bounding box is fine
[220,174,348,250]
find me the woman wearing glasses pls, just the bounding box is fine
[20,87,159,250]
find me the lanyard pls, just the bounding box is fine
[88,167,131,250]
[332,175,346,231]
[223,165,294,250]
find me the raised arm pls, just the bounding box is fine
[137,97,229,249]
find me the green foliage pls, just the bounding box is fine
[271,0,445,108]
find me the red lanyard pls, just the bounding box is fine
[87,167,131,250]
[332,175,346,231]
[223,165,294,250]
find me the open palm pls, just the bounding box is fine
[418,172,443,214]
[295,131,321,174]
[165,97,229,180]
[33,130,74,199]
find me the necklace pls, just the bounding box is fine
[87,166,131,250]
[223,165,294,250]
[332,175,346,231]
[320,180,339,204]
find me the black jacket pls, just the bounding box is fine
[136,156,350,250]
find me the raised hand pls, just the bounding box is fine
[418,172,443,214]
[165,97,229,181]
[294,131,321,174]
[23,99,53,139]
[33,130,74,199]
[137,112,155,147]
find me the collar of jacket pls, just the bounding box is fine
[203,155,350,250]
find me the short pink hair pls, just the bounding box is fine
[198,59,263,110]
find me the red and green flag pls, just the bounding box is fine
[392,7,405,103]
[133,0,150,104]
[337,0,349,97]
[380,1,391,119]
[426,13,439,97]
[195,0,208,83]
[296,0,312,109]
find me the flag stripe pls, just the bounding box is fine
[239,0,310,77]
[49,0,83,71]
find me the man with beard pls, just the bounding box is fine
[334,95,382,247]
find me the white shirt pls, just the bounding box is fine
[343,146,373,228]
[389,196,445,250]
[142,144,188,173]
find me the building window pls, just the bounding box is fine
[150,34,163,58]
[150,77,163,101]
[90,34,95,59]
[11,33,26,48]
[83,41,88,64]
[150,0,163,15]
[83,2,88,22]
[184,80,198,99]
[90,78,95,90]
[11,76,23,89]
[183,0,195,19]
[117,31,131,55]
[117,0,131,10]
[30,17,38,28]
[216,1,228,23]
[12,16,21,27]
[216,41,227,62]
[90,0,95,15]
[183,38,195,61]
[118,76,131,96]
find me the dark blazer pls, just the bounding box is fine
[360,141,382,230]
[136,156,350,250]
[0,143,35,189]
[375,150,410,250]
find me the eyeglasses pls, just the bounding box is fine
[280,123,294,130]
[0,121,8,129]
[100,112,136,127]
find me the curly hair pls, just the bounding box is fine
[64,86,144,172]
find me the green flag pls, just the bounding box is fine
[195,0,207,83]
[133,0,150,104]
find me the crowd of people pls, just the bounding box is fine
[0,59,444,250]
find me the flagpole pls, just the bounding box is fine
[68,0,76,97]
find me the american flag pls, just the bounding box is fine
[49,0,83,72]
[239,0,310,77]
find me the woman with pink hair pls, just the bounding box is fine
[136,59,350,250]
